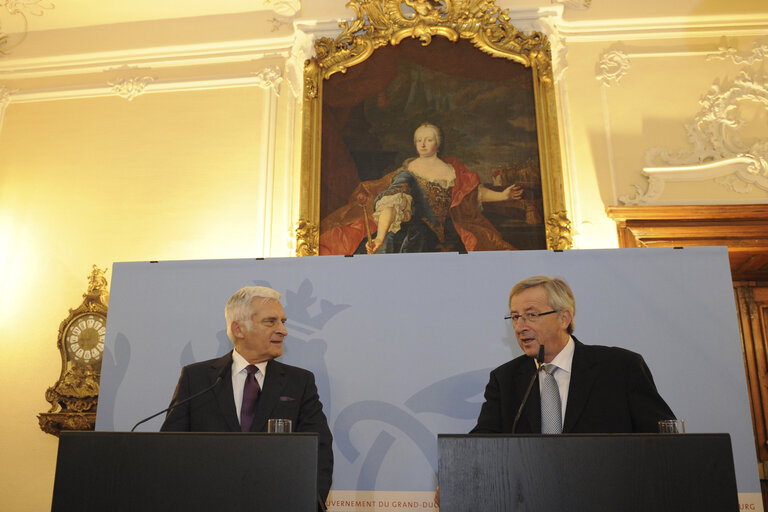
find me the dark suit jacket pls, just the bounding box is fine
[471,338,675,434]
[160,352,333,501]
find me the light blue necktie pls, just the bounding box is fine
[540,364,562,434]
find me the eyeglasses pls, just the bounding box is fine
[505,310,558,323]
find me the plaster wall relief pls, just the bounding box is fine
[268,0,300,17]
[594,46,632,205]
[596,49,630,87]
[0,0,54,54]
[556,0,591,10]
[108,76,156,101]
[253,65,284,94]
[618,38,768,205]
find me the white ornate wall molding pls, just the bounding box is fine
[619,157,766,205]
[108,76,156,101]
[593,41,763,86]
[0,35,296,81]
[253,65,283,94]
[5,70,288,104]
[708,37,768,66]
[254,70,281,257]
[593,41,742,206]
[559,14,768,42]
[620,70,768,204]
[596,48,630,87]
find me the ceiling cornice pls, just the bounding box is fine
[558,13,768,41]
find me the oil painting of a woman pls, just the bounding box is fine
[315,37,548,255]
[320,122,523,254]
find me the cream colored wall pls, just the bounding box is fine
[1,1,767,510]
[0,84,299,510]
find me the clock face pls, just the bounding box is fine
[66,313,106,364]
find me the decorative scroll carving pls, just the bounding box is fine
[253,65,283,92]
[546,210,573,250]
[596,49,630,87]
[708,38,768,66]
[0,0,54,54]
[313,0,554,82]
[295,218,319,257]
[303,58,320,100]
[108,77,156,101]
[621,70,768,204]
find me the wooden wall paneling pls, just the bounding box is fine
[735,284,768,464]
[606,205,768,281]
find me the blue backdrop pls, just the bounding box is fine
[96,247,758,498]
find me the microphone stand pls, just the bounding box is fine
[130,373,225,432]
[511,345,545,433]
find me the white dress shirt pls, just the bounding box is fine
[538,336,575,428]
[231,349,268,421]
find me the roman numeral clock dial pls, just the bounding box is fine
[65,314,106,364]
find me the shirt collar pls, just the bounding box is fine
[232,348,268,376]
[549,336,575,374]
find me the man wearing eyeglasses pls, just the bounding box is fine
[471,275,675,434]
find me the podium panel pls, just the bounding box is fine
[52,432,318,512]
[438,434,738,512]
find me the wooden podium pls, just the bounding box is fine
[52,431,318,512]
[438,433,739,512]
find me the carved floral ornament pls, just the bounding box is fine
[108,77,156,101]
[618,39,768,205]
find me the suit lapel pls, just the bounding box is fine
[210,352,240,432]
[519,359,542,433]
[249,359,287,432]
[562,338,598,433]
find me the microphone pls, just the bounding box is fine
[317,493,328,512]
[511,344,545,433]
[130,368,227,432]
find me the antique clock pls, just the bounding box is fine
[38,265,109,436]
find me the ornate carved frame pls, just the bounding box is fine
[297,0,571,256]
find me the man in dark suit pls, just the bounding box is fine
[161,286,333,503]
[472,276,675,434]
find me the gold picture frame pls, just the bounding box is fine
[297,0,572,256]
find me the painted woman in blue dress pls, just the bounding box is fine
[364,122,523,254]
